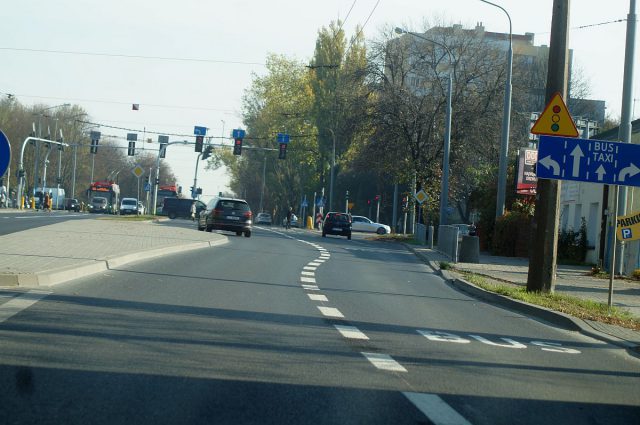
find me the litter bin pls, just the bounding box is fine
[459,236,480,263]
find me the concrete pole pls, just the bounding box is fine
[615,0,637,274]
[392,183,398,233]
[527,0,570,293]
[259,155,266,212]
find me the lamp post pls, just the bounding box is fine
[33,103,70,197]
[329,128,336,212]
[478,0,513,218]
[395,27,454,227]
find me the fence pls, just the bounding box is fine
[436,225,459,262]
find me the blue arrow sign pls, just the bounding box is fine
[194,126,207,136]
[232,129,246,139]
[537,135,640,187]
[0,130,11,178]
[277,133,290,144]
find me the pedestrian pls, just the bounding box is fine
[0,192,5,208]
[190,201,196,221]
[43,192,50,212]
[286,207,293,229]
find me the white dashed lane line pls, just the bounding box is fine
[301,271,315,276]
[334,325,369,340]
[317,306,345,318]
[403,392,472,425]
[361,352,407,372]
[302,284,320,291]
[303,266,317,271]
[300,276,316,283]
[0,290,50,323]
[307,294,328,302]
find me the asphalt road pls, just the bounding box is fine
[0,224,638,424]
[0,210,94,235]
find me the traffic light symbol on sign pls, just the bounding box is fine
[233,138,243,155]
[278,143,287,159]
[530,92,578,137]
[195,136,204,153]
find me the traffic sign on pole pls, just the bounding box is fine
[530,92,579,137]
[536,135,640,187]
[194,126,207,136]
[0,130,11,178]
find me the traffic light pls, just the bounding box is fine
[374,195,380,201]
[195,135,204,152]
[233,138,243,155]
[367,199,371,205]
[278,143,287,159]
[127,141,135,156]
[201,145,212,160]
[57,130,64,151]
[90,131,101,154]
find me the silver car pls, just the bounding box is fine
[351,215,391,235]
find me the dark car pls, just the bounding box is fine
[64,198,81,212]
[198,197,252,237]
[322,212,352,240]
[163,198,206,219]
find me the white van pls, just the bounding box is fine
[119,197,139,215]
[35,187,66,210]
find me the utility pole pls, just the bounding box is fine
[527,0,570,293]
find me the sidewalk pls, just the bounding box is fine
[407,245,640,354]
[0,215,227,286]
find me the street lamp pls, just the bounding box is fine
[32,103,70,196]
[478,0,513,218]
[395,27,454,227]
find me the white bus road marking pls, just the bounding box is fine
[301,276,316,283]
[301,271,315,276]
[334,325,369,340]
[308,294,328,302]
[317,306,344,318]
[403,392,472,425]
[302,284,320,291]
[361,352,407,372]
[0,290,50,323]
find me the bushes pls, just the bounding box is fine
[491,211,532,257]
[557,218,588,263]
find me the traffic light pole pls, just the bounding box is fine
[527,0,570,293]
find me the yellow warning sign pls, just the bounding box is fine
[530,92,579,137]
[616,210,640,242]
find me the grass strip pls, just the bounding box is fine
[457,270,640,331]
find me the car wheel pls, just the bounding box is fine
[322,232,326,237]
[244,230,251,238]
[236,231,242,236]
[205,225,212,232]
[376,227,386,235]
[168,212,177,219]
[347,233,351,240]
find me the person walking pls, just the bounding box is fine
[190,201,197,222]
[43,192,51,212]
[285,207,292,230]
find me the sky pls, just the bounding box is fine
[1,0,636,202]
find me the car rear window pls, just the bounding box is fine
[218,200,249,211]
[122,199,136,205]
[329,213,349,222]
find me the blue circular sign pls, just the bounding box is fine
[0,130,11,178]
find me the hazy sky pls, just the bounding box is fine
[1,1,636,200]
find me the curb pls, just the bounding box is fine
[402,243,640,357]
[0,237,228,288]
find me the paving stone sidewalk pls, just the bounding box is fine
[0,217,227,286]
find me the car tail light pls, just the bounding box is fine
[244,211,252,219]
[213,208,223,217]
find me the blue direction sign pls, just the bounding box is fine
[277,133,290,144]
[232,129,246,139]
[194,126,207,136]
[537,135,640,187]
[0,130,11,178]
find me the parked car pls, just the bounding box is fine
[137,201,146,215]
[163,198,206,219]
[119,197,139,215]
[198,197,252,237]
[351,215,391,235]
[89,196,109,213]
[322,212,352,240]
[64,198,81,212]
[255,212,272,225]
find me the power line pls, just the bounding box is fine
[0,92,237,113]
[0,46,266,66]
[535,18,626,35]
